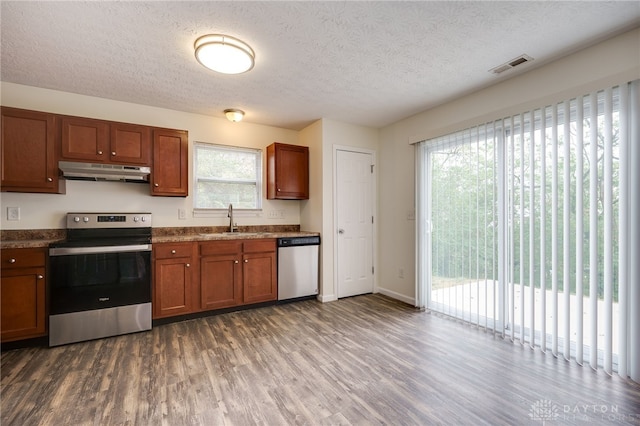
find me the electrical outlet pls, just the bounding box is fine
[278,210,285,218]
[178,208,187,220]
[398,268,404,279]
[7,207,20,221]
[406,210,415,221]
[268,210,279,219]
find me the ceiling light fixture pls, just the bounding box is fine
[224,109,245,122]
[194,34,255,74]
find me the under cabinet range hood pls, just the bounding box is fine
[58,161,150,182]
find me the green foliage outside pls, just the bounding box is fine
[430,113,620,302]
[195,145,260,209]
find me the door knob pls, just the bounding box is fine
[338,229,345,234]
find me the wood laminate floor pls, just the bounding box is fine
[2,294,640,425]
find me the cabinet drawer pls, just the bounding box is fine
[243,239,276,253]
[154,243,194,259]
[200,241,242,256]
[1,248,46,269]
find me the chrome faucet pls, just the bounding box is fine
[228,203,237,233]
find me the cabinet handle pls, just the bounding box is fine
[47,177,53,182]
[9,258,16,264]
[234,260,239,264]
[37,275,44,280]
[244,259,249,263]
[111,151,116,156]
[278,188,281,192]
[186,263,190,268]
[154,183,159,187]
[97,150,103,155]
[171,250,176,254]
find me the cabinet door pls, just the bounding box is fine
[1,107,62,193]
[151,128,188,196]
[110,123,151,165]
[60,116,109,161]
[200,254,242,310]
[243,251,277,304]
[267,143,309,199]
[1,267,46,342]
[153,258,193,318]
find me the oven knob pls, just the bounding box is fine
[83,217,90,223]
[141,216,147,222]
[133,216,139,222]
[73,216,80,223]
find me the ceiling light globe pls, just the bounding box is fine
[194,34,255,74]
[224,109,245,122]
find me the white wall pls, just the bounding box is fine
[318,119,379,302]
[0,83,301,230]
[378,27,640,304]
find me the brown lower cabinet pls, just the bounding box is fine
[1,248,47,342]
[153,239,277,319]
[153,242,196,319]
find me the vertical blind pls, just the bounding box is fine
[416,80,640,381]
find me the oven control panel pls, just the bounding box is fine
[66,213,152,228]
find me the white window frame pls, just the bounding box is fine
[193,142,262,217]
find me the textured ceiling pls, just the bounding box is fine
[1,1,639,130]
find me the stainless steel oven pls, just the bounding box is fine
[48,213,152,346]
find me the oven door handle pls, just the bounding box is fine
[49,244,152,256]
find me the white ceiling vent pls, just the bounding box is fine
[490,54,534,75]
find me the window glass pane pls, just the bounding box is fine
[196,182,257,209]
[194,142,262,210]
[196,147,257,180]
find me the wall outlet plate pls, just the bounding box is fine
[7,207,20,221]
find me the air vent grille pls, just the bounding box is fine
[490,54,534,75]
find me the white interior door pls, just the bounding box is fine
[336,149,374,298]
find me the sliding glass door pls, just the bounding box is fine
[419,81,638,377]
[427,126,502,330]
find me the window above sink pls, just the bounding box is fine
[193,142,262,212]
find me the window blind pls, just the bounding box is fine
[417,79,640,381]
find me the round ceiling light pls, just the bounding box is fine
[194,34,255,74]
[224,109,245,122]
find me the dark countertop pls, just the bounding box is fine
[153,231,319,244]
[1,226,320,249]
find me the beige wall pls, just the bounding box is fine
[0,83,301,230]
[312,119,379,302]
[378,27,640,304]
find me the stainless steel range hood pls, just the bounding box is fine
[59,161,150,182]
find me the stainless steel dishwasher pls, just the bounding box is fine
[277,236,320,301]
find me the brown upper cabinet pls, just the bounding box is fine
[60,116,151,166]
[1,107,64,194]
[2,107,187,196]
[151,128,189,197]
[266,142,309,200]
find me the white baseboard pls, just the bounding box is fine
[376,287,415,306]
[318,293,338,303]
